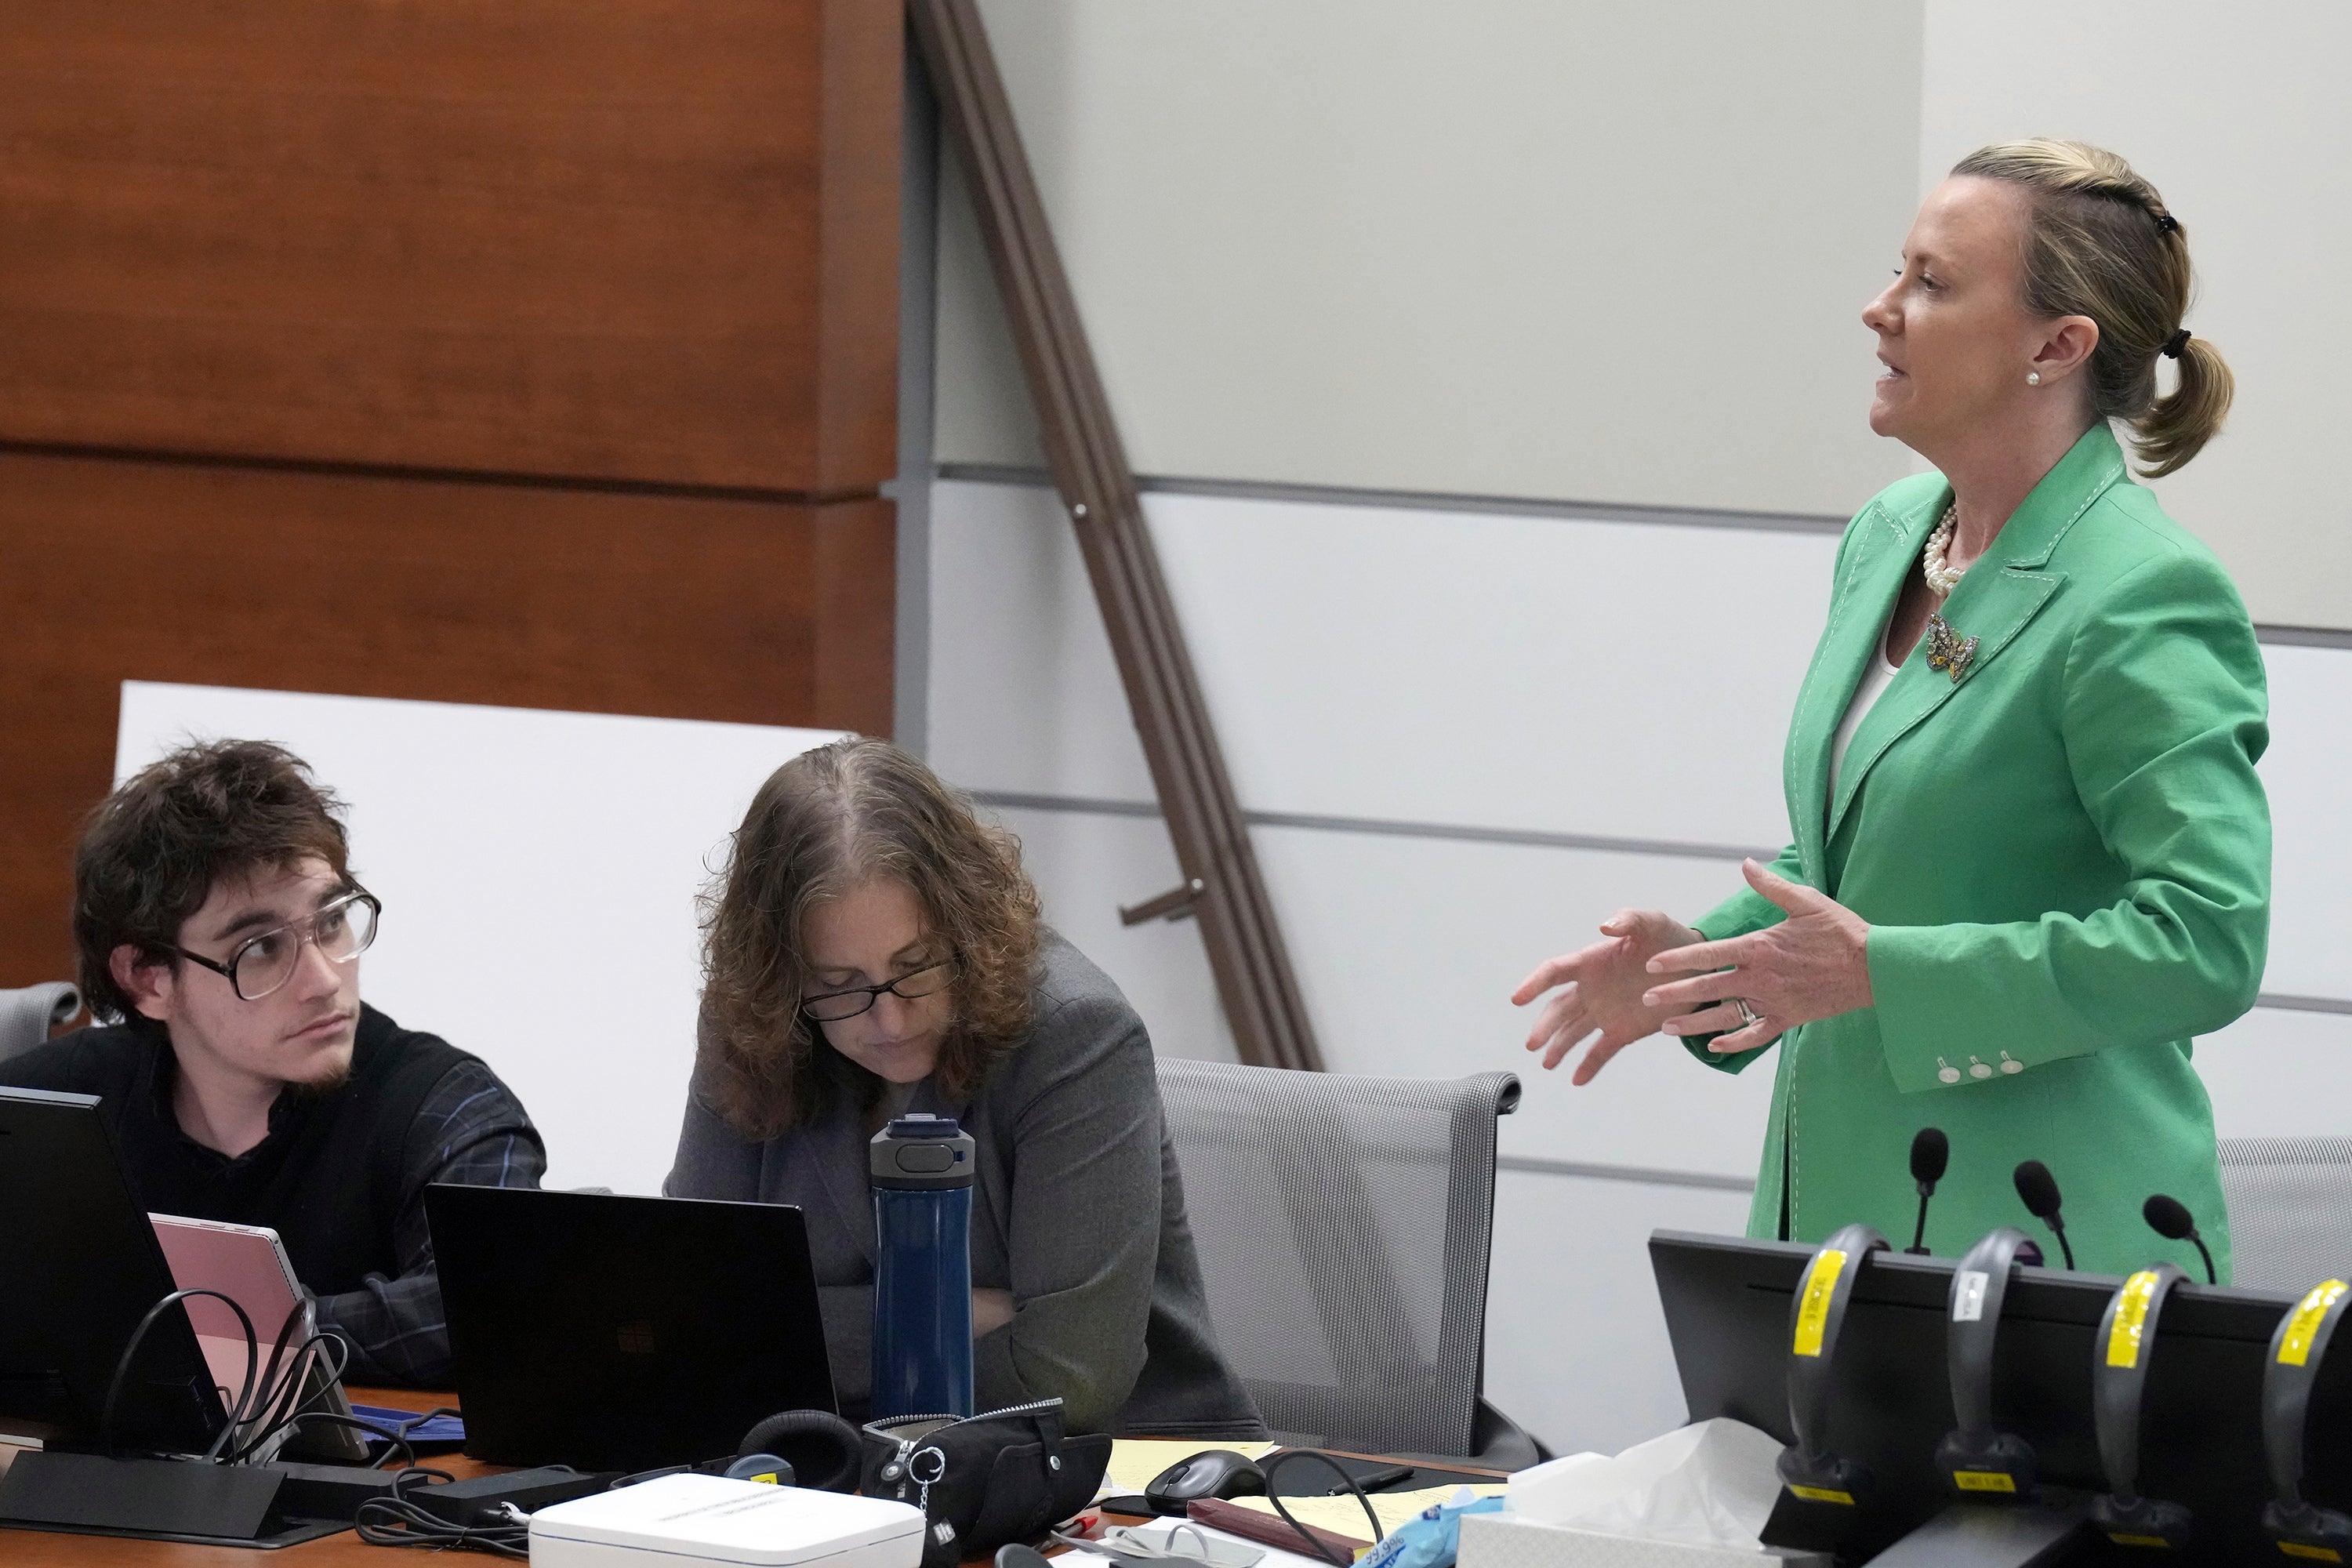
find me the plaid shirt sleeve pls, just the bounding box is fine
[310,1058,546,1387]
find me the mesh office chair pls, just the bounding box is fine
[2218,1136,2352,1293]
[0,982,80,1065]
[1155,1058,1544,1466]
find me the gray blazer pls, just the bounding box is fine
[666,931,1263,1438]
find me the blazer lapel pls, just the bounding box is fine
[1820,425,2128,847]
[1787,490,1941,878]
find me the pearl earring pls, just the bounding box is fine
[2027,372,2042,386]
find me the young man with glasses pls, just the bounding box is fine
[1,739,543,1386]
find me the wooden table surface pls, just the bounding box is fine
[2,1388,1170,1568]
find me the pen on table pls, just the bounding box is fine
[1330,1465,1413,1494]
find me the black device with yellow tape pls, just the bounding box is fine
[1934,1225,2048,1502]
[1766,1224,1889,1555]
[1655,1229,2352,1565]
[2261,1279,2352,1563]
[2090,1262,2194,1550]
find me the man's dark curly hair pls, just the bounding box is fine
[74,739,350,1029]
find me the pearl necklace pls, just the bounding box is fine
[1922,505,1967,597]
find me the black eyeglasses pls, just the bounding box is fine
[169,887,382,1002]
[800,960,954,1023]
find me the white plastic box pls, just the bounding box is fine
[1457,1511,1832,1568]
[528,1474,926,1568]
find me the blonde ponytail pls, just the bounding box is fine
[1951,139,2234,477]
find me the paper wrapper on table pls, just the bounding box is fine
[1505,1421,1784,1549]
[1457,1513,1831,1568]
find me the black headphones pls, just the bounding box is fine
[2088,1264,2192,1550]
[2261,1279,2352,1560]
[1934,1226,2044,1501]
[738,1409,868,1494]
[1776,1223,1888,1519]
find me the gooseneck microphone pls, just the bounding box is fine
[2013,1161,2075,1271]
[1907,1128,1949,1255]
[2144,1193,2219,1286]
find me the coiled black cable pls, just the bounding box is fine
[1254,1451,1388,1568]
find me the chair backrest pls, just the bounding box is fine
[1154,1057,1519,1457]
[0,982,81,1065]
[2218,1136,2352,1293]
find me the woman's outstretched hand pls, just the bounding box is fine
[1640,858,1872,1054]
[1512,909,1705,1084]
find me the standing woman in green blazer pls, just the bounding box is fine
[1513,140,2268,1279]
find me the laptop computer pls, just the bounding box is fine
[0,1087,224,1457]
[426,1185,837,1472]
[147,1214,368,1462]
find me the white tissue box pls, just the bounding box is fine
[1457,1512,1831,1568]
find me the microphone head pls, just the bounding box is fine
[2145,1193,2198,1241]
[1910,1127,1949,1186]
[2013,1160,2063,1221]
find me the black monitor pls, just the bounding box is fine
[1651,1229,2352,1565]
[426,1185,837,1472]
[0,1087,226,1456]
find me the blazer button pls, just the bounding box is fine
[1938,1058,1962,1084]
[1999,1054,2024,1075]
[1969,1058,1993,1080]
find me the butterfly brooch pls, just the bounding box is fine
[1926,613,1978,684]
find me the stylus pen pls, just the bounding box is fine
[1331,1465,1414,1494]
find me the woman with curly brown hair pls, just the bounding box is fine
[665,737,1261,1436]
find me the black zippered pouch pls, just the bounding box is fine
[862,1399,1112,1568]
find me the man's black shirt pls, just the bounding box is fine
[1,1004,543,1385]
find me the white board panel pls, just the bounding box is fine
[2196,1005,2352,1142]
[1922,0,2352,630]
[929,478,1833,850]
[1485,1168,1751,1455]
[114,682,844,1196]
[2259,643,2352,1003]
[935,0,1922,517]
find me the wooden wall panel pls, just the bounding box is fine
[0,452,894,987]
[0,0,899,492]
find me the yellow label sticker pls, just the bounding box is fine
[2107,1533,2172,1548]
[2278,1281,2350,1367]
[1952,1470,2016,1494]
[2108,1270,2163,1368]
[1794,1249,1848,1357]
[1788,1486,1855,1506]
[2279,1544,2343,1562]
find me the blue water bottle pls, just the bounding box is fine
[869,1113,976,1417]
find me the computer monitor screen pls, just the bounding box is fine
[1650,1229,2352,1566]
[0,1087,225,1456]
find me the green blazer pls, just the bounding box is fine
[1689,423,2270,1279]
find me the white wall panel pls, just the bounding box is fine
[978,803,1237,1064]
[1485,1169,1752,1455]
[1922,1,2352,630]
[2196,1006,2352,1142]
[2259,644,2352,1003]
[937,1,1922,517]
[114,683,841,1196]
[1250,826,1772,1181]
[930,478,1834,849]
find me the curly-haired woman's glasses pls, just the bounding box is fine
[169,887,382,1002]
[800,960,953,1023]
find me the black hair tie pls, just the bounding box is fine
[2154,212,2180,234]
[2162,328,2191,360]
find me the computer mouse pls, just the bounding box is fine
[1145,1449,1267,1514]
